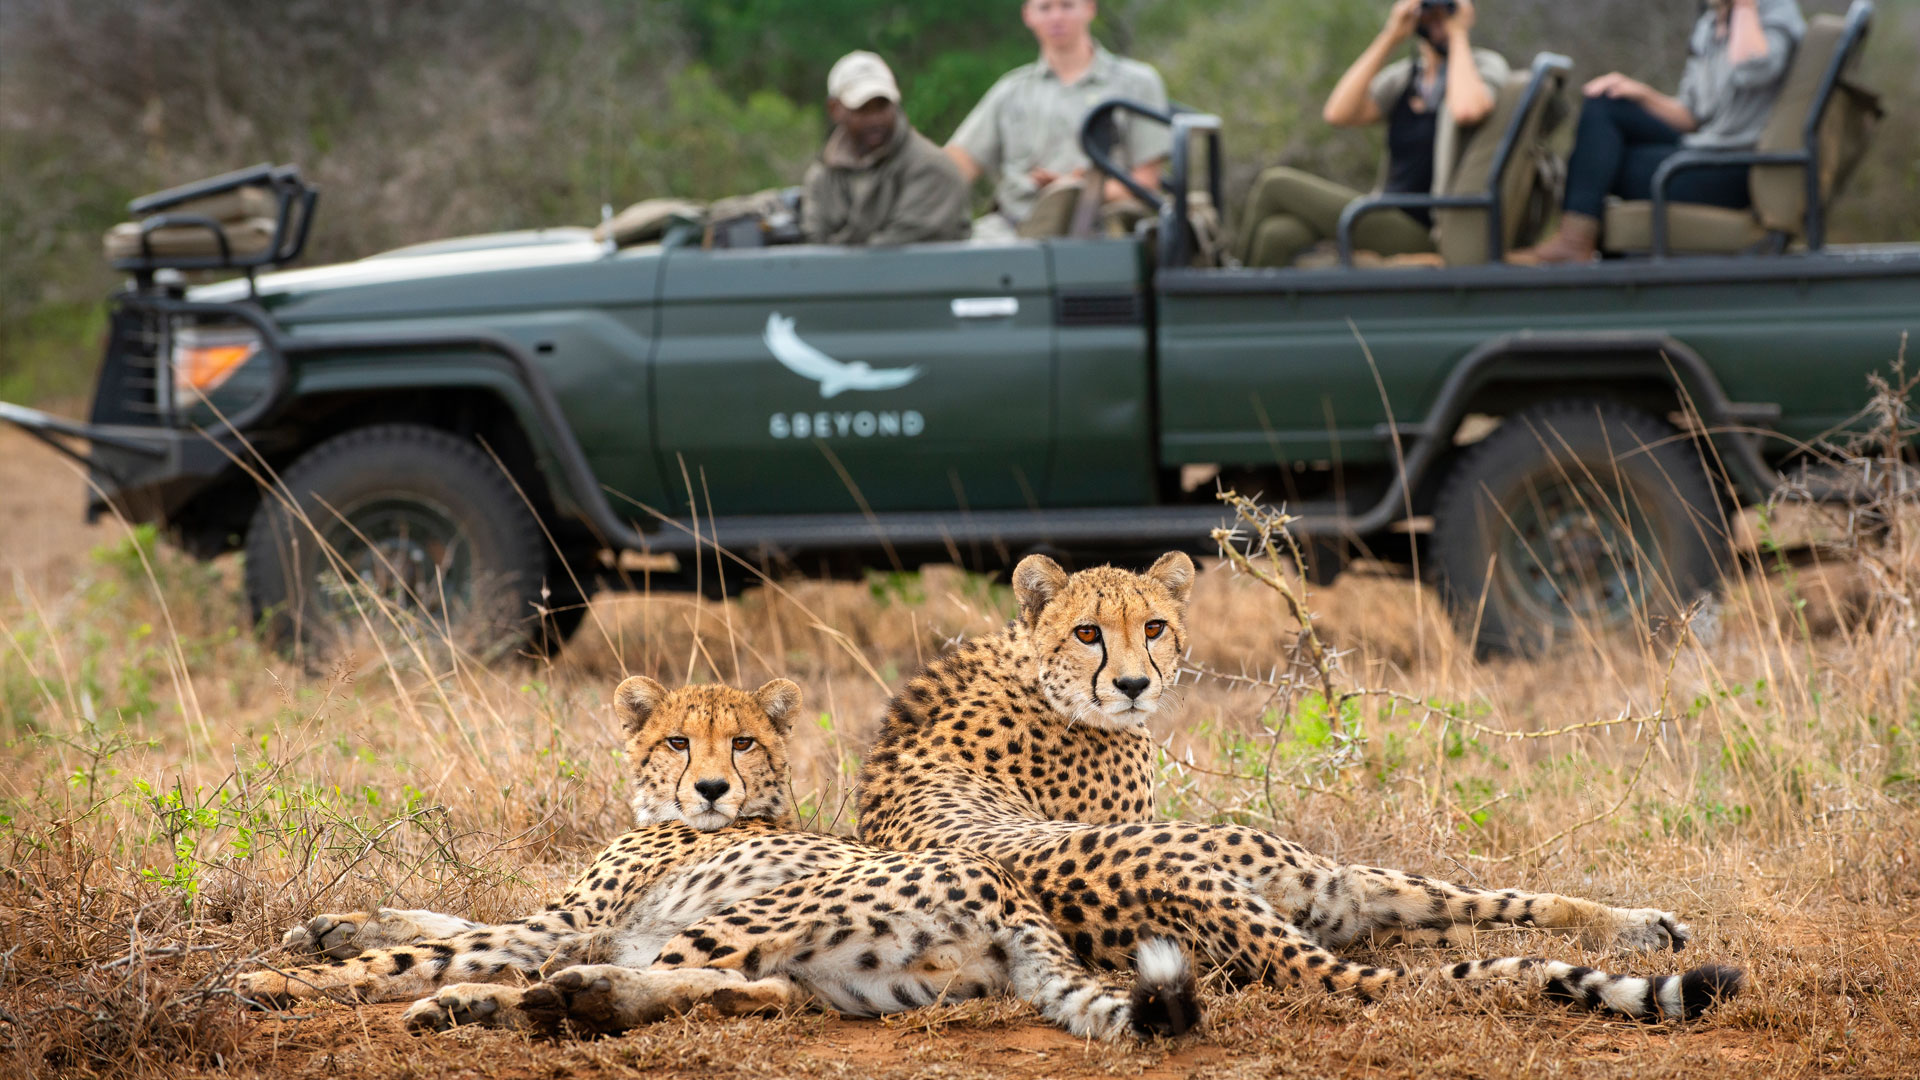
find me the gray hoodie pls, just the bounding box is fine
[1678,0,1809,149]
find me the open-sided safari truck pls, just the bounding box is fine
[3,0,1912,658]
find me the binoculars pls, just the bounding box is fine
[1420,0,1458,12]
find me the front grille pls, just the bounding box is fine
[89,302,168,427]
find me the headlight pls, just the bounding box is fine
[171,324,261,401]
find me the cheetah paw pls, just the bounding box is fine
[232,967,331,1008]
[1606,909,1691,952]
[517,965,645,1035]
[403,984,530,1033]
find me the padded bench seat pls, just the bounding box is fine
[103,216,278,262]
[1603,201,1768,255]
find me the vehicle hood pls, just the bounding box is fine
[189,228,657,319]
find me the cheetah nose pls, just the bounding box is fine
[1112,675,1151,700]
[693,779,730,803]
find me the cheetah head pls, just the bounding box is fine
[612,676,801,831]
[1014,551,1195,728]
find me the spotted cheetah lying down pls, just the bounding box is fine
[854,552,1745,1021]
[235,677,1200,1041]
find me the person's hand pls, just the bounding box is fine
[1583,72,1651,101]
[1446,0,1477,35]
[1028,166,1062,188]
[1382,0,1423,44]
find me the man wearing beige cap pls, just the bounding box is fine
[802,51,970,246]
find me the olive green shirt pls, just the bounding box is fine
[948,45,1171,223]
[802,115,971,246]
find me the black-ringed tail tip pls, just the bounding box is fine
[1128,937,1202,1037]
[1542,962,1747,1021]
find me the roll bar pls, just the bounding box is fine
[1079,99,1224,268]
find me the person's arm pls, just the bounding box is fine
[1726,0,1798,88]
[1583,71,1699,133]
[945,79,1007,190]
[1324,0,1422,126]
[1726,0,1771,65]
[1441,1,1495,126]
[944,145,984,184]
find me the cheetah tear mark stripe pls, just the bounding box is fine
[1087,595,1108,712]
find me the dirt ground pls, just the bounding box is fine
[66,902,1920,1080]
[4,421,1919,1080]
[0,420,107,584]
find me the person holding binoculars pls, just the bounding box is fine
[1234,0,1507,267]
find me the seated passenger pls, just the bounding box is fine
[1509,0,1806,264]
[1236,0,1506,268]
[802,51,971,246]
[945,0,1170,241]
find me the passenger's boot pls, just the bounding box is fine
[1506,212,1600,266]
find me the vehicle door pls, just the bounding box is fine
[651,241,1053,517]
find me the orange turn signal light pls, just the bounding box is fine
[173,339,257,397]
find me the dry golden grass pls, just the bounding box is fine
[2,422,1917,1079]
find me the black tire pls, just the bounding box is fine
[1431,398,1725,656]
[244,424,566,660]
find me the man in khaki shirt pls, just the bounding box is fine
[945,0,1169,237]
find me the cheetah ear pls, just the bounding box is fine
[1013,554,1069,627]
[752,679,802,734]
[1146,551,1195,609]
[614,675,669,735]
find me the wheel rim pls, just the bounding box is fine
[314,495,474,626]
[1494,476,1660,634]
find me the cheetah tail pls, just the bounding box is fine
[1127,937,1201,1038]
[1445,957,1746,1021]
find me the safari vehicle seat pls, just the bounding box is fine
[101,163,316,289]
[1602,1,1881,258]
[1331,53,1571,268]
[102,183,279,262]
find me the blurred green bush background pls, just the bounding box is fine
[2,0,1913,403]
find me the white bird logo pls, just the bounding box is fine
[763,313,923,399]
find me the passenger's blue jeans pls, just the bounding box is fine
[1562,95,1751,218]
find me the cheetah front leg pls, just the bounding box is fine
[282,908,482,960]
[236,913,588,1006]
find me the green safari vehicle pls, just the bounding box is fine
[4,2,1913,655]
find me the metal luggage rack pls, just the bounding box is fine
[114,162,318,293]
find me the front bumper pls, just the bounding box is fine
[3,292,288,532]
[0,400,240,525]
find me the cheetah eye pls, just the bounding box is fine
[1144,620,1167,640]
[665,736,689,752]
[732,736,756,752]
[1073,625,1101,645]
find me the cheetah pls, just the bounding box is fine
[236,676,1200,1041]
[853,551,1745,1020]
